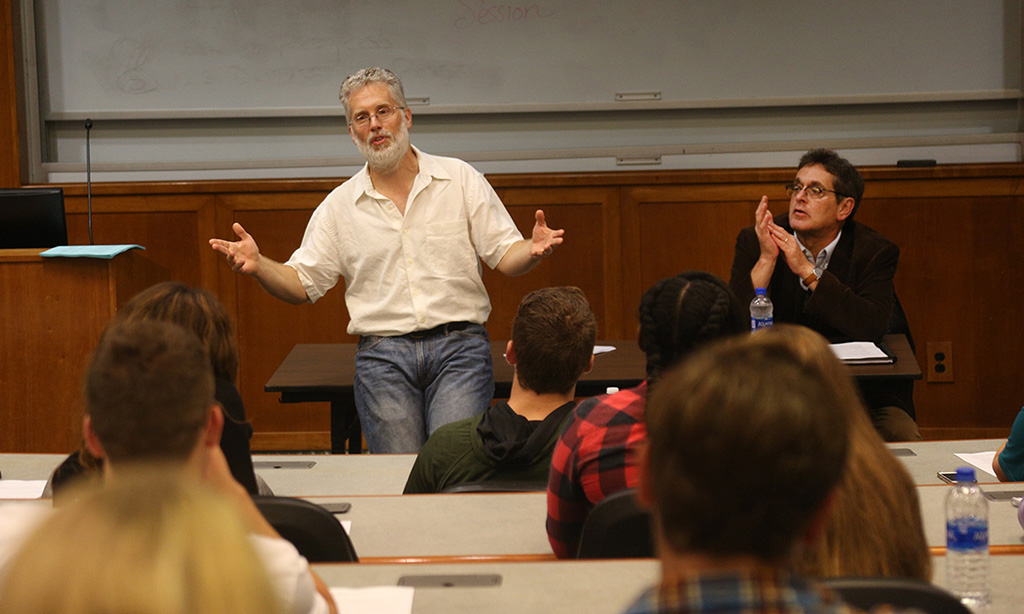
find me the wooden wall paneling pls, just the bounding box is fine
[636,198,750,285]
[0,257,107,451]
[63,193,213,287]
[0,0,19,187]
[855,195,966,431]
[625,183,779,309]
[9,163,1022,451]
[195,193,220,293]
[0,251,167,452]
[600,187,625,338]
[617,185,643,339]
[861,173,1024,199]
[857,169,1024,436]
[212,196,241,334]
[485,187,622,340]
[857,193,1024,431]
[217,192,353,450]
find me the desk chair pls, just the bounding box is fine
[440,480,546,494]
[823,578,969,614]
[254,496,359,562]
[576,488,653,559]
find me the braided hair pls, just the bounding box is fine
[637,271,746,385]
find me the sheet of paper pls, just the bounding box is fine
[954,451,998,478]
[829,341,888,362]
[338,519,352,535]
[514,345,616,361]
[0,480,48,499]
[329,586,414,614]
[40,244,144,259]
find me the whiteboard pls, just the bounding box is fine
[36,0,1019,118]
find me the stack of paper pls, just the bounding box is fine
[0,480,47,499]
[329,586,414,614]
[829,342,894,365]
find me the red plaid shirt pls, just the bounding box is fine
[546,383,649,558]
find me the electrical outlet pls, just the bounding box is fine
[926,341,953,382]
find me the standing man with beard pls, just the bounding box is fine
[211,67,564,453]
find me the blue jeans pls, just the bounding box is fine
[353,323,495,453]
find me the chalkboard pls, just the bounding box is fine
[36,0,1019,119]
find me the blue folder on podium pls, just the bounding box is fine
[40,244,145,259]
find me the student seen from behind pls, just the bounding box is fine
[404,286,596,493]
[546,271,745,557]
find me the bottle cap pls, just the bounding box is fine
[754,287,767,295]
[955,466,976,483]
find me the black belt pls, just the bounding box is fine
[402,321,474,340]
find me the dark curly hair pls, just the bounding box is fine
[637,271,746,385]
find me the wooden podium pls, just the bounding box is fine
[0,249,167,453]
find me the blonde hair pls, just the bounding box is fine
[0,467,284,614]
[751,325,931,580]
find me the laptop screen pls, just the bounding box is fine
[0,188,69,248]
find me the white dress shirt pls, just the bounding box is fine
[286,147,523,337]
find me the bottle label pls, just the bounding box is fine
[947,520,989,552]
[751,317,772,331]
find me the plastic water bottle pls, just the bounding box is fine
[749,288,773,331]
[945,466,990,611]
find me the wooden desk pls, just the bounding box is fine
[848,334,921,381]
[265,340,647,453]
[0,249,167,453]
[267,334,919,453]
[307,492,551,563]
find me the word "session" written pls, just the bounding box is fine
[454,1,556,28]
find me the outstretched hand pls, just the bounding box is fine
[209,223,260,275]
[529,209,565,259]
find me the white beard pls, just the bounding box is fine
[356,120,411,175]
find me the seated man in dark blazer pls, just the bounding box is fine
[729,148,919,441]
[403,287,596,494]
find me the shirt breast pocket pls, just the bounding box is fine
[424,220,476,277]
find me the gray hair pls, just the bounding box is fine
[339,67,406,121]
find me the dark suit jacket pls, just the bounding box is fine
[729,215,899,343]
